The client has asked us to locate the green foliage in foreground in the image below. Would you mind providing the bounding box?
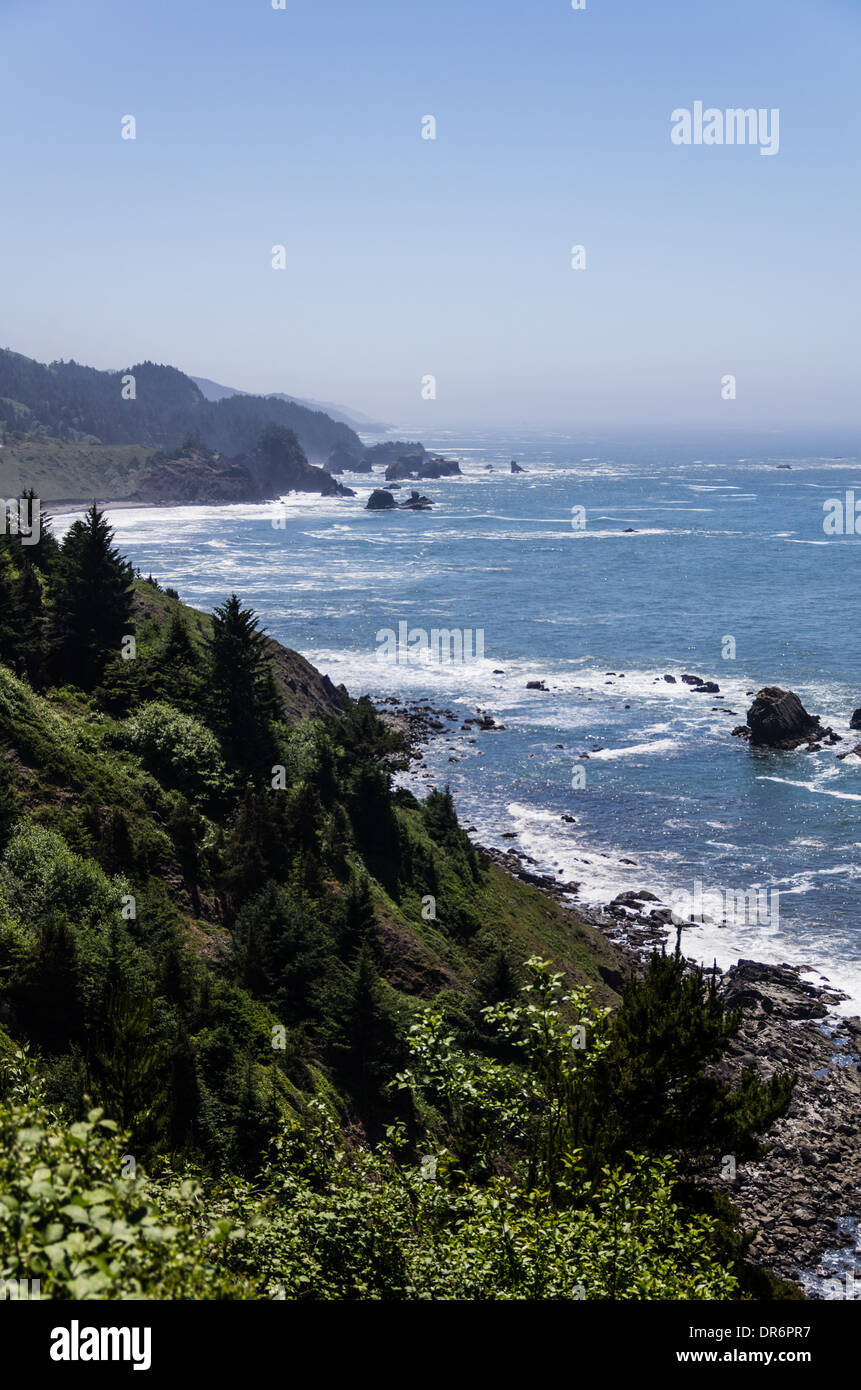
[223,1108,736,1301]
[0,1053,248,1300]
[0,1004,737,1301]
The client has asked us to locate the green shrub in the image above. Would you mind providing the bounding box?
[120,701,228,806]
[0,1052,250,1299]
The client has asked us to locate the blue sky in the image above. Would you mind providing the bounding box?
[1,0,858,429]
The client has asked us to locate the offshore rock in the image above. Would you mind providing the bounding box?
[733,687,837,750]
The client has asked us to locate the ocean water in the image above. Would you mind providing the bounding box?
[57,429,861,1010]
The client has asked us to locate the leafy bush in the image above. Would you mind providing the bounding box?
[0,1052,249,1299]
[120,701,228,806]
[221,1103,736,1301]
[0,823,128,936]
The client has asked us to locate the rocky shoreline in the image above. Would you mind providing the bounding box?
[377,692,861,1298]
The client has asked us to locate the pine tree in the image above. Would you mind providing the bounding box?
[0,545,22,670]
[14,558,45,683]
[341,872,381,963]
[334,942,401,1116]
[207,595,283,767]
[18,489,60,573]
[154,610,205,710]
[584,951,796,1174]
[89,990,169,1146]
[47,504,135,690]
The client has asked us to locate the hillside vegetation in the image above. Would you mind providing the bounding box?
[0,502,799,1299]
[0,350,362,464]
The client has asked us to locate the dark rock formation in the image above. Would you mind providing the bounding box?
[239,425,351,497]
[836,744,861,761]
[130,451,262,504]
[384,453,426,480]
[324,445,362,474]
[359,441,425,472]
[510,460,525,473]
[366,488,432,512]
[850,708,861,731]
[733,687,839,750]
[712,960,861,1287]
[130,430,351,502]
[526,680,548,691]
[366,489,397,510]
[399,489,432,510]
[384,454,461,482]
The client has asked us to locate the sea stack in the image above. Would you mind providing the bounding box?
[732,687,839,750]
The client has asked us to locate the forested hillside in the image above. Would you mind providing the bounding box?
[0,502,799,1299]
[0,349,362,462]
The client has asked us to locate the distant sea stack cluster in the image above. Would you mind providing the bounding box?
[0,344,537,509]
[324,439,462,481]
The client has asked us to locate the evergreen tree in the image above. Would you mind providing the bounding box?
[334,942,401,1117]
[207,595,283,767]
[13,558,45,684]
[154,610,205,710]
[0,545,23,671]
[18,489,60,573]
[340,872,381,963]
[11,918,84,1052]
[47,504,135,690]
[584,951,796,1174]
[89,990,169,1147]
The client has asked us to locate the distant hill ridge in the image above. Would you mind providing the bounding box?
[191,376,389,432]
[0,348,362,463]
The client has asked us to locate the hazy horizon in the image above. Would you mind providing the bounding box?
[2,0,859,432]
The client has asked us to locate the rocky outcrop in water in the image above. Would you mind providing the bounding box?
[366,489,397,510]
[732,687,839,750]
[850,708,861,731]
[510,460,525,473]
[359,440,425,470]
[385,454,461,482]
[324,445,363,474]
[366,488,432,511]
[399,489,432,510]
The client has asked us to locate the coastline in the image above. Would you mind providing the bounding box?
[382,694,861,1298]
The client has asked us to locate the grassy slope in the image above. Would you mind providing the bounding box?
[0,439,153,502]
